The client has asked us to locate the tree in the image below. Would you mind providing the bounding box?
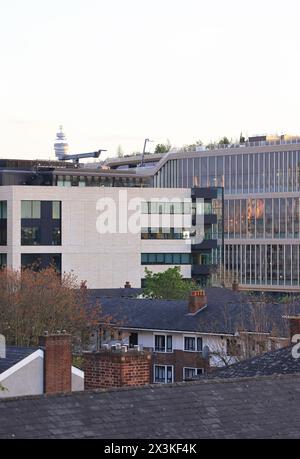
[207,299,291,367]
[0,266,104,348]
[154,142,171,154]
[182,140,203,152]
[219,136,230,145]
[143,266,197,299]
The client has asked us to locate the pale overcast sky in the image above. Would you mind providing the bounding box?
[0,0,300,160]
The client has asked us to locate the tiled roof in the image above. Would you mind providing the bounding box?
[0,374,299,438]
[0,347,38,374]
[89,287,299,336]
[203,345,300,379]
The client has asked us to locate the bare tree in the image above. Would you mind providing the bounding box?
[0,266,104,349]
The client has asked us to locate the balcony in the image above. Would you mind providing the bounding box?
[192,239,218,251]
[192,264,218,276]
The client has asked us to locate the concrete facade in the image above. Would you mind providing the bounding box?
[0,186,192,288]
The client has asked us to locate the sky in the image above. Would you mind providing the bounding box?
[0,0,300,160]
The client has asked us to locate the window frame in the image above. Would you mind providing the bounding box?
[153,365,174,384]
[183,367,204,380]
[153,334,173,353]
[183,335,203,352]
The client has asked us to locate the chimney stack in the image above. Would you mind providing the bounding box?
[39,332,72,394]
[188,290,207,314]
[83,348,151,390]
[124,281,131,289]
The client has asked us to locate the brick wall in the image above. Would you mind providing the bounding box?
[39,333,72,394]
[152,350,210,382]
[83,350,152,390]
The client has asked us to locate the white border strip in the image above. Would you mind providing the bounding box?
[0,349,43,382]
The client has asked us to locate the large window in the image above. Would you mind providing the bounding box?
[21,253,61,273]
[141,253,191,265]
[154,334,173,352]
[154,365,174,384]
[184,336,203,352]
[21,201,61,246]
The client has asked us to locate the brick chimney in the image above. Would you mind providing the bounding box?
[39,332,72,394]
[188,290,207,314]
[124,281,131,288]
[83,347,151,390]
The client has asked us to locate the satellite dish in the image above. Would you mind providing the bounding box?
[202,345,210,359]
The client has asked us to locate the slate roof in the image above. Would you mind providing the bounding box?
[89,287,300,336]
[88,288,142,298]
[203,345,300,379]
[0,374,299,439]
[0,346,38,374]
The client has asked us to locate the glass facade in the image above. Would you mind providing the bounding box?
[154,150,300,193]
[224,244,300,287]
[153,147,300,289]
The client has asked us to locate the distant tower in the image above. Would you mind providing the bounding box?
[54,125,69,160]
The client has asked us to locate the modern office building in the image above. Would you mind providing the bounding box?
[106,134,300,292]
[0,157,222,288]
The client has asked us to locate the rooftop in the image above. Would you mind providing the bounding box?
[0,373,299,438]
[0,346,38,374]
[202,345,300,379]
[89,287,299,336]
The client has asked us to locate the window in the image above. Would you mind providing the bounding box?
[21,201,41,219]
[21,201,62,246]
[154,365,174,384]
[141,228,191,240]
[21,227,40,245]
[141,201,192,214]
[184,336,203,352]
[183,368,203,380]
[154,334,173,352]
[141,253,192,265]
[0,201,7,246]
[0,202,7,219]
[0,253,7,269]
[52,201,61,219]
[129,333,138,348]
[21,253,61,273]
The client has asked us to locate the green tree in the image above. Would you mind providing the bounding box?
[219,136,230,145]
[154,142,171,154]
[143,267,197,299]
